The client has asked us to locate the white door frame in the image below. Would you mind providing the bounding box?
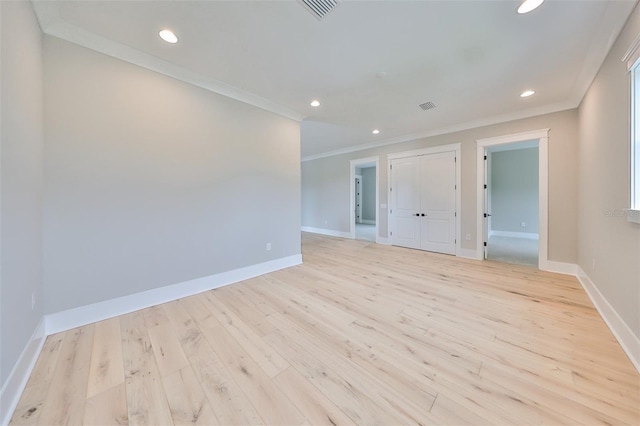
[476,129,549,269]
[387,143,462,255]
[349,156,379,240]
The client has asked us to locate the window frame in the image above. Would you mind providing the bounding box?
[624,38,640,223]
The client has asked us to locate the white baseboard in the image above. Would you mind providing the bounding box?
[489,230,539,239]
[576,266,640,373]
[301,226,351,239]
[457,248,480,260]
[0,318,47,426]
[45,254,302,335]
[540,260,577,275]
[375,236,390,245]
[361,220,376,225]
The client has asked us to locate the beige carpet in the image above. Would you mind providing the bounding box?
[487,235,538,266]
[355,223,376,241]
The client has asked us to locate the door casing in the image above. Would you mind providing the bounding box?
[476,129,549,269]
[387,143,461,255]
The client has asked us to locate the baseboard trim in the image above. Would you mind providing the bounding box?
[576,266,640,373]
[540,260,577,275]
[457,248,480,260]
[0,318,47,426]
[301,226,351,239]
[538,260,578,276]
[489,230,539,240]
[45,254,302,335]
[361,220,376,225]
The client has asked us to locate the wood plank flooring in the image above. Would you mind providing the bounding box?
[10,232,640,425]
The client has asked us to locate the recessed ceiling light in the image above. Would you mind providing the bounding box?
[310,100,320,107]
[372,129,380,134]
[517,0,544,14]
[520,90,536,98]
[159,29,178,44]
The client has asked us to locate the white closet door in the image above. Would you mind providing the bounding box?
[420,151,456,254]
[390,157,421,249]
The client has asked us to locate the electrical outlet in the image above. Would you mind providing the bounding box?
[324,220,328,225]
[465,234,471,241]
[520,221,526,228]
[31,292,36,310]
[266,242,272,251]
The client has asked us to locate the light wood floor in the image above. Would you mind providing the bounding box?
[11,233,640,425]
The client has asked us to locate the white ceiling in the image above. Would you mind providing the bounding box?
[33,0,637,159]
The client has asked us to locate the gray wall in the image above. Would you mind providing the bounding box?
[359,167,376,222]
[302,109,579,263]
[578,4,640,339]
[42,37,301,314]
[490,148,539,234]
[0,0,44,385]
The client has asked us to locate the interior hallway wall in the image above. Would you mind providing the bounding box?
[490,148,539,234]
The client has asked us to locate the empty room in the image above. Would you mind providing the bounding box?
[1,0,639,425]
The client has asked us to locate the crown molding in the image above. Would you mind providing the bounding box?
[570,0,637,106]
[32,2,304,122]
[301,101,575,162]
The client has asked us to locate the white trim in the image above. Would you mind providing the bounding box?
[387,143,462,256]
[349,157,379,241]
[31,3,303,123]
[630,56,640,213]
[489,230,539,240]
[0,319,47,426]
[622,32,640,69]
[476,129,550,269]
[45,255,302,335]
[456,248,480,260]
[542,261,577,276]
[301,104,575,162]
[301,226,351,239]
[361,220,376,225]
[476,129,550,147]
[627,208,640,224]
[387,143,462,161]
[576,267,640,373]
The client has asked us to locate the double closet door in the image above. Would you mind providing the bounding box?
[390,151,456,255]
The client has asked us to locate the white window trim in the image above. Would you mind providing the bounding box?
[622,37,640,223]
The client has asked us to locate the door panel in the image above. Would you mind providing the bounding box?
[390,157,420,249]
[420,152,456,254]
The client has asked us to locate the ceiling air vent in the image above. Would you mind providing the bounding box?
[419,102,436,111]
[299,0,339,20]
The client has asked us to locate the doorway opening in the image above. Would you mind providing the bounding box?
[350,157,379,242]
[476,129,550,269]
[486,141,539,266]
